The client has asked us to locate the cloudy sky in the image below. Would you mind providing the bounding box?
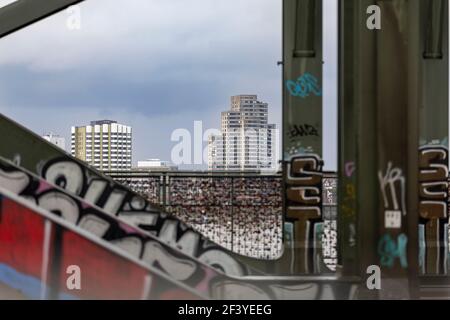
[0,0,338,170]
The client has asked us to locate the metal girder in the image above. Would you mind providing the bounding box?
[338,0,418,299]
[418,0,449,277]
[282,0,326,275]
[338,0,359,278]
[0,0,85,39]
[339,0,449,299]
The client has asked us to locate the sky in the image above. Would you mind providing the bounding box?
[0,0,338,170]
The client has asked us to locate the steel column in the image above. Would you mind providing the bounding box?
[282,0,324,275]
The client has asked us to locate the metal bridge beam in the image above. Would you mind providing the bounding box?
[282,0,325,275]
[0,0,84,39]
[339,0,449,299]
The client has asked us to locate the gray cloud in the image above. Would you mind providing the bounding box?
[0,0,339,170]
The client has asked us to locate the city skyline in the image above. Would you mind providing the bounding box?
[0,0,284,171]
[0,0,339,171]
[65,93,278,172]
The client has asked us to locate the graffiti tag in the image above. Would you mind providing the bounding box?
[285,155,324,273]
[288,124,319,141]
[418,146,449,274]
[378,162,406,216]
[286,73,322,98]
[377,233,408,269]
[344,162,355,178]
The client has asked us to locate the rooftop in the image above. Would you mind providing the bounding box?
[90,120,118,126]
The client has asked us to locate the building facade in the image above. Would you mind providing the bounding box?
[208,95,278,171]
[71,120,132,171]
[136,159,178,171]
[42,133,66,151]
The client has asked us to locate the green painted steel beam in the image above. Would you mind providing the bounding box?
[338,0,359,278]
[418,0,449,277]
[339,0,448,299]
[282,0,326,275]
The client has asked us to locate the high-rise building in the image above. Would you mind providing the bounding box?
[42,133,66,151]
[71,120,132,171]
[208,95,278,171]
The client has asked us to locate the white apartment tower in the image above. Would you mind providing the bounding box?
[71,120,132,171]
[42,133,66,151]
[208,95,278,171]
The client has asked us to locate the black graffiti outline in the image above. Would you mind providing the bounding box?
[288,124,320,141]
[0,160,239,295]
[38,157,249,277]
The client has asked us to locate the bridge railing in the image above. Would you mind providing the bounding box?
[105,170,337,260]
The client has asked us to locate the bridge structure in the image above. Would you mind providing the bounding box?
[0,0,448,299]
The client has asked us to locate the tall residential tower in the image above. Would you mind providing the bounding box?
[208,95,278,171]
[71,120,132,171]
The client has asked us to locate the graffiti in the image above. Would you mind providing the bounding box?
[0,157,350,299]
[378,162,406,216]
[341,161,356,229]
[344,162,355,178]
[0,195,202,300]
[349,224,356,248]
[285,155,323,273]
[384,210,401,229]
[321,218,337,272]
[378,162,406,231]
[286,73,322,98]
[317,206,338,273]
[418,146,449,274]
[341,160,356,249]
[0,168,30,194]
[0,159,239,297]
[418,224,426,274]
[35,157,247,278]
[377,233,408,269]
[322,178,337,206]
[341,183,356,218]
[288,124,319,141]
[142,241,197,281]
[0,165,360,299]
